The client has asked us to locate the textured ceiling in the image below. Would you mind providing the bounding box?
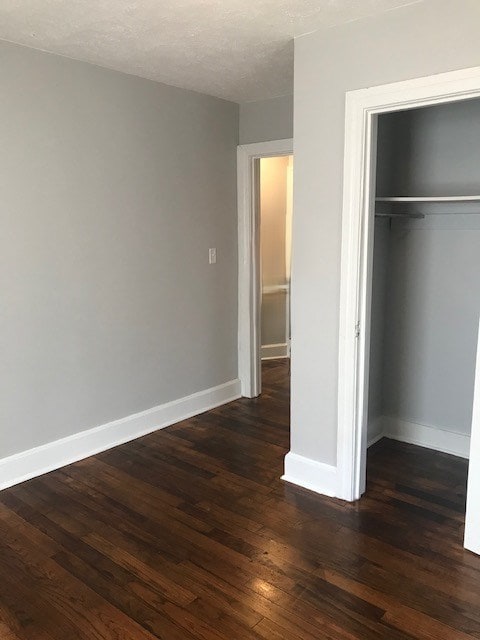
[0,0,419,103]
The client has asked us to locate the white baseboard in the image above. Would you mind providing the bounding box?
[368,415,470,459]
[0,379,241,491]
[261,343,288,360]
[282,452,337,497]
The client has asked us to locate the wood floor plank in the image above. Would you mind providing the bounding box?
[0,360,479,639]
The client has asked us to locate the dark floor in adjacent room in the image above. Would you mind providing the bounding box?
[0,359,478,639]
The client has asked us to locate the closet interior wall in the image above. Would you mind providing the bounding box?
[368,99,480,457]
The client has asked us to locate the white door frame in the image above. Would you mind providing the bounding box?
[337,65,480,504]
[237,138,293,397]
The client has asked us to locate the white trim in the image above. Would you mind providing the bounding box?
[0,379,241,490]
[465,318,480,555]
[261,343,288,360]
[376,416,470,459]
[282,452,337,497]
[337,90,377,501]
[337,65,480,502]
[237,139,293,398]
[368,416,471,456]
[285,156,293,359]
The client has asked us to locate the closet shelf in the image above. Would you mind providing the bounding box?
[376,195,480,202]
[375,194,480,218]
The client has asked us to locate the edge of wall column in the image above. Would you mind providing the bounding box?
[282,452,337,497]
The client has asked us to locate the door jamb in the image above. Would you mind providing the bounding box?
[465,318,480,555]
[237,138,294,397]
[337,66,480,504]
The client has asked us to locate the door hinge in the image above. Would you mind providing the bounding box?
[355,321,360,338]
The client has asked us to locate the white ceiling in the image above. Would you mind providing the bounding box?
[0,0,419,103]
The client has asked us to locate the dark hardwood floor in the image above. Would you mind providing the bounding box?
[0,359,479,639]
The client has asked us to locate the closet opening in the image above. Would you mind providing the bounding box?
[365,97,480,538]
[337,67,480,552]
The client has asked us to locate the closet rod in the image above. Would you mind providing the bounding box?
[375,211,480,219]
[376,195,480,203]
[375,212,425,219]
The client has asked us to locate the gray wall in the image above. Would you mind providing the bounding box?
[377,101,480,196]
[0,40,239,458]
[291,0,480,466]
[369,101,480,438]
[383,216,480,435]
[239,95,293,144]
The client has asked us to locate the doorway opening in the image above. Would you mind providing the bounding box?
[366,100,480,548]
[237,139,293,398]
[259,155,293,367]
[337,66,480,554]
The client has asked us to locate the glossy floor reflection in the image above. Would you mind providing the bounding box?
[0,359,477,639]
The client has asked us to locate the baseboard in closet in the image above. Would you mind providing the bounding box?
[0,378,241,491]
[368,415,470,459]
